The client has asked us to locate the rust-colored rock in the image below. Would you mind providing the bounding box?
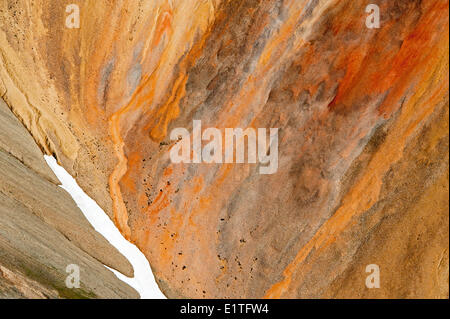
[0,0,448,298]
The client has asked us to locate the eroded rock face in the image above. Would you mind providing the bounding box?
[0,98,138,298]
[0,0,448,298]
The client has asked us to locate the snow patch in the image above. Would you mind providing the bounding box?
[44,155,166,299]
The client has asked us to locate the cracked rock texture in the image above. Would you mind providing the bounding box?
[0,0,448,298]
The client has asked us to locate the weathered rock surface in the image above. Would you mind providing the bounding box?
[0,0,448,298]
[0,98,138,298]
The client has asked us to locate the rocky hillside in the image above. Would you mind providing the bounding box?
[0,0,448,298]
